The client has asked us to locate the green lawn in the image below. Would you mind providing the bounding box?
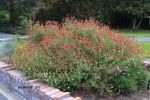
[119,29,150,58]
[119,29,150,37]
[136,42,150,58]
[0,26,27,35]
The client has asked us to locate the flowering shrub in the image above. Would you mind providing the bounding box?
[11,18,148,96]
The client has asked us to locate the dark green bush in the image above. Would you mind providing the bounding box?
[112,64,147,94]
[0,26,27,35]
[16,16,28,27]
[0,11,10,25]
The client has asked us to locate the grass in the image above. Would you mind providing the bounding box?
[119,29,150,58]
[119,29,150,37]
[0,26,27,35]
[136,42,150,58]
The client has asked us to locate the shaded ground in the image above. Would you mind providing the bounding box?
[0,26,27,35]
[79,81,150,99]
[72,87,150,100]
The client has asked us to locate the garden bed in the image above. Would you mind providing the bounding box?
[0,60,80,100]
[0,43,150,99]
[0,57,150,100]
[1,18,150,99]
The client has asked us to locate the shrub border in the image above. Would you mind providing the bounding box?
[0,61,80,100]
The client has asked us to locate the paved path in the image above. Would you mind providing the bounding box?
[0,32,28,41]
[0,33,16,39]
[128,37,150,42]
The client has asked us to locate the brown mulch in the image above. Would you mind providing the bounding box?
[71,89,150,100]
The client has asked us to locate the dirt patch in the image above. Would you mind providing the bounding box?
[71,89,150,100]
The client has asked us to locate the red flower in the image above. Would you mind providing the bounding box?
[106,68,111,74]
[64,43,70,47]
[99,44,104,49]
[99,36,102,39]
[71,34,79,39]
[82,41,88,46]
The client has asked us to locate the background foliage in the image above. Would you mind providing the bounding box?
[0,0,150,29]
[0,11,10,25]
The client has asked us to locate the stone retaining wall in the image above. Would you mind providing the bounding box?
[0,61,80,100]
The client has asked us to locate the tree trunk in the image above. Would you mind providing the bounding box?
[9,10,14,26]
[132,15,136,29]
[136,18,143,29]
[131,15,143,30]
[9,0,15,26]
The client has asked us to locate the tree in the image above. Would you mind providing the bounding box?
[35,0,101,22]
[116,0,150,29]
[0,0,37,26]
[0,0,22,26]
[96,0,119,25]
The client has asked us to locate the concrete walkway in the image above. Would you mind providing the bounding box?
[0,81,27,100]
